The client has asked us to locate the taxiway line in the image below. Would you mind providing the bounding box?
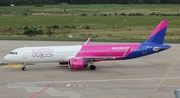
[149,56,180,98]
[8,77,180,84]
[30,83,54,98]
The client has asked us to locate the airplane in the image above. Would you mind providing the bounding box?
[4,20,170,71]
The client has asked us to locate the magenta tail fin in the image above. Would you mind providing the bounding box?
[145,20,168,44]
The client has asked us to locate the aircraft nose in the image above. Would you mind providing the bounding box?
[4,55,10,62]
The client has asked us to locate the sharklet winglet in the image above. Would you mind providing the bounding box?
[84,37,91,45]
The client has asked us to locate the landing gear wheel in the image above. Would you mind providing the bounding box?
[90,65,96,70]
[22,67,26,71]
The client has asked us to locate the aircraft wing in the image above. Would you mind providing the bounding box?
[63,55,124,62]
[74,56,125,60]
[63,56,76,61]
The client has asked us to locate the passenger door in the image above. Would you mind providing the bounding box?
[107,48,111,55]
[142,45,147,54]
[22,48,28,58]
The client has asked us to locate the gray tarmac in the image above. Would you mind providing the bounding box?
[0,40,180,98]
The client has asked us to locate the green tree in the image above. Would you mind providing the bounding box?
[131,0,144,4]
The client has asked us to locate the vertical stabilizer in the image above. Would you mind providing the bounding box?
[145,20,168,44]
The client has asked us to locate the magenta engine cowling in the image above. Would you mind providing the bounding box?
[68,59,85,69]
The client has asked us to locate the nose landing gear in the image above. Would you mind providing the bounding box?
[22,63,26,71]
[22,67,26,71]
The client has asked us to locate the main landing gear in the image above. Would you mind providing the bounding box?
[86,60,96,70]
[22,63,26,71]
[90,65,96,70]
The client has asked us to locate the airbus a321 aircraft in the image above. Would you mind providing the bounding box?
[4,20,170,71]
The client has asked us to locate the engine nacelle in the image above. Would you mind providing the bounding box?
[68,59,85,69]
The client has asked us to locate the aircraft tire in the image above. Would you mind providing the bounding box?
[22,67,26,71]
[90,65,96,70]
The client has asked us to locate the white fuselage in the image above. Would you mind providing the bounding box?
[5,45,82,63]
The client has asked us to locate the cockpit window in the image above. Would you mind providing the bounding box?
[9,52,18,55]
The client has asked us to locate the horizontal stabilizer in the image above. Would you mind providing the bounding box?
[153,45,171,51]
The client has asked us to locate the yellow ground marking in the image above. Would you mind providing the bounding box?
[1,64,23,68]
[2,65,11,68]
[11,64,23,68]
[149,56,180,98]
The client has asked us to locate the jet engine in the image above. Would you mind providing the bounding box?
[68,59,85,69]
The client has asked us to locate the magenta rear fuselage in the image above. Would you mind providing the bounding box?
[76,43,170,61]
